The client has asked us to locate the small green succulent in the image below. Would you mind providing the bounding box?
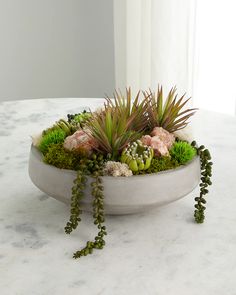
[121,140,154,172]
[38,129,66,155]
[43,119,75,137]
[67,111,92,128]
[170,141,196,165]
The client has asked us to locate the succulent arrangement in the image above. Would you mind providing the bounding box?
[31,87,213,260]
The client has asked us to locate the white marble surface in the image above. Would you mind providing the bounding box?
[0,98,236,295]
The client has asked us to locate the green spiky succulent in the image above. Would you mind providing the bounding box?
[43,119,76,136]
[144,86,196,132]
[105,88,150,132]
[121,140,154,172]
[85,108,141,160]
[67,110,92,128]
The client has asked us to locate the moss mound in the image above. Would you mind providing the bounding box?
[170,141,196,165]
[39,129,66,154]
[147,156,179,174]
[43,144,81,170]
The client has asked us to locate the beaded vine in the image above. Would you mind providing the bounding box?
[191,141,213,223]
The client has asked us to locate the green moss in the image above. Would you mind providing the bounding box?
[38,129,66,154]
[43,144,81,170]
[146,156,179,174]
[170,141,196,165]
[43,143,106,173]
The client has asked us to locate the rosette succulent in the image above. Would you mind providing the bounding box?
[121,140,154,172]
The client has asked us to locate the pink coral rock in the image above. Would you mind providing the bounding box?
[140,135,152,146]
[150,136,169,156]
[140,127,175,156]
[63,130,98,153]
[150,127,175,149]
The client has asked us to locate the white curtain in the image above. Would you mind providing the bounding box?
[113,0,196,96]
[194,0,236,115]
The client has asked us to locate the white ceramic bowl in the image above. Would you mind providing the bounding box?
[29,146,200,215]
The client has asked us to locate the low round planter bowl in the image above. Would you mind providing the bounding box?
[29,146,201,215]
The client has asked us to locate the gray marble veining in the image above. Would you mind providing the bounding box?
[0,98,236,295]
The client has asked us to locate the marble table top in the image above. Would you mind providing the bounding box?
[0,98,236,295]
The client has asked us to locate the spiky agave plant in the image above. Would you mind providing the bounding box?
[85,108,141,159]
[105,88,150,132]
[144,86,196,133]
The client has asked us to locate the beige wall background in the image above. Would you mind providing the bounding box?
[0,0,115,101]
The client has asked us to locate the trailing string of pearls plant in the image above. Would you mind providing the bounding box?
[64,156,107,258]
[73,172,106,259]
[191,141,213,223]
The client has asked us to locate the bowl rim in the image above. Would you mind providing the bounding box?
[30,145,200,180]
